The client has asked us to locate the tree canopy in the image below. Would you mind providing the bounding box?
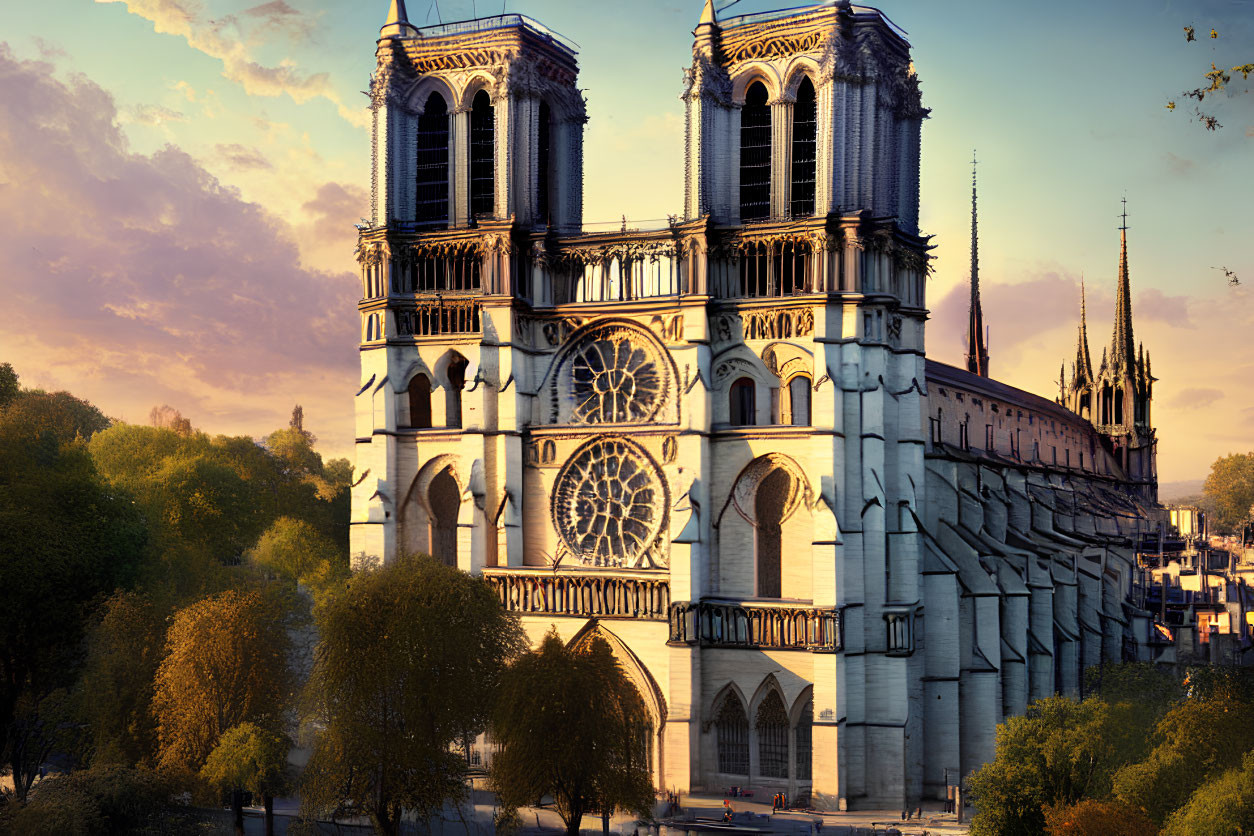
[1203,452,1254,532]
[299,554,526,836]
[492,630,655,836]
[152,587,294,775]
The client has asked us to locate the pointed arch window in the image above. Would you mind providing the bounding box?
[446,355,468,429]
[429,467,459,566]
[729,377,756,426]
[795,698,813,781]
[470,90,495,218]
[415,92,450,229]
[784,375,811,426]
[407,374,431,429]
[756,690,789,778]
[790,76,817,217]
[715,691,749,776]
[740,81,771,221]
[537,101,552,225]
[755,468,790,598]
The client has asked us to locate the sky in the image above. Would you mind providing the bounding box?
[0,0,1251,484]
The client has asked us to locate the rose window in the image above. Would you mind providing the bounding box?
[552,438,667,568]
[570,332,665,424]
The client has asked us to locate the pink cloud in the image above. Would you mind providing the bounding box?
[0,45,358,446]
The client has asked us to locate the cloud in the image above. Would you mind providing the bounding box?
[1164,151,1195,175]
[95,0,366,127]
[214,142,272,170]
[0,44,358,442]
[1135,287,1193,328]
[1169,387,1225,409]
[123,103,187,125]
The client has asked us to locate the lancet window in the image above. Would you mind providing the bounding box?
[795,699,813,781]
[715,691,749,775]
[415,92,450,229]
[469,90,495,218]
[756,690,789,778]
[740,81,772,221]
[407,374,432,429]
[783,375,811,426]
[790,77,817,217]
[429,467,459,566]
[729,378,756,426]
[737,240,810,298]
[537,101,552,225]
[755,468,791,598]
[445,355,468,429]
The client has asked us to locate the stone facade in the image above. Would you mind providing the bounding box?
[350,0,1163,811]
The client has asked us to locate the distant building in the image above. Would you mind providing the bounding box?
[350,0,1165,810]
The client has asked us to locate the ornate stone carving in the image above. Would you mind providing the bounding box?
[485,570,670,621]
[682,55,733,105]
[668,601,842,652]
[393,299,481,337]
[552,437,668,569]
[710,307,815,345]
[725,29,825,65]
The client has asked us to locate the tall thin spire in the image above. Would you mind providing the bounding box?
[1111,197,1135,372]
[381,0,417,38]
[965,150,989,377]
[1073,277,1094,388]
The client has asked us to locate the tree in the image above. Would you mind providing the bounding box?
[968,697,1140,836]
[1114,693,1254,824]
[0,765,200,834]
[298,555,526,836]
[152,588,294,776]
[78,592,166,767]
[492,631,655,836]
[1203,452,1254,532]
[0,399,147,800]
[0,362,17,409]
[1,389,110,445]
[201,722,291,836]
[1043,799,1157,836]
[1162,750,1254,836]
[149,404,193,436]
[246,516,346,598]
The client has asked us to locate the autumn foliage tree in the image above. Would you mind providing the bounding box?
[492,630,655,836]
[1043,799,1157,836]
[298,555,525,836]
[201,722,291,836]
[152,588,294,777]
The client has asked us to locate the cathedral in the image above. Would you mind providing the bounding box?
[350,0,1164,810]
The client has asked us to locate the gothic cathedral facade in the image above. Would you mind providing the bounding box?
[351,0,1161,810]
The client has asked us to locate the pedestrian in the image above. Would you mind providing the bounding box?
[901,810,907,821]
[724,799,733,823]
[916,806,923,820]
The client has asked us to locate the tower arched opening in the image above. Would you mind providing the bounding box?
[740,81,772,221]
[790,76,817,217]
[469,89,495,219]
[416,92,450,229]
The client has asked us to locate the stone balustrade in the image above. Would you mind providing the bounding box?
[483,568,670,621]
[668,600,842,652]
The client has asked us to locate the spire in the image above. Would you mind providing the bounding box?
[381,0,417,38]
[964,150,990,377]
[693,0,722,59]
[1072,277,1094,389]
[1111,197,1136,373]
[699,0,718,25]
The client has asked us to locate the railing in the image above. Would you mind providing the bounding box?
[394,298,481,337]
[483,569,670,621]
[668,601,842,652]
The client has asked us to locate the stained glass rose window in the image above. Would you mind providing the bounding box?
[568,328,666,424]
[552,437,667,568]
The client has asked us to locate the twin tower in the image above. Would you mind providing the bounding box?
[353,0,939,809]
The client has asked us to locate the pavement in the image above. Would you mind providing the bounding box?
[220,788,971,835]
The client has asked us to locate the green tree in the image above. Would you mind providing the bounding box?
[0,362,18,409]
[1,389,109,445]
[1203,452,1254,532]
[298,555,525,836]
[152,588,294,776]
[78,592,167,767]
[246,516,346,600]
[0,400,147,800]
[201,722,291,836]
[1114,693,1254,824]
[1162,750,1254,836]
[492,631,655,836]
[968,696,1141,836]
[0,765,199,835]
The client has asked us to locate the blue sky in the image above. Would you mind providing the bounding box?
[0,0,1250,483]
